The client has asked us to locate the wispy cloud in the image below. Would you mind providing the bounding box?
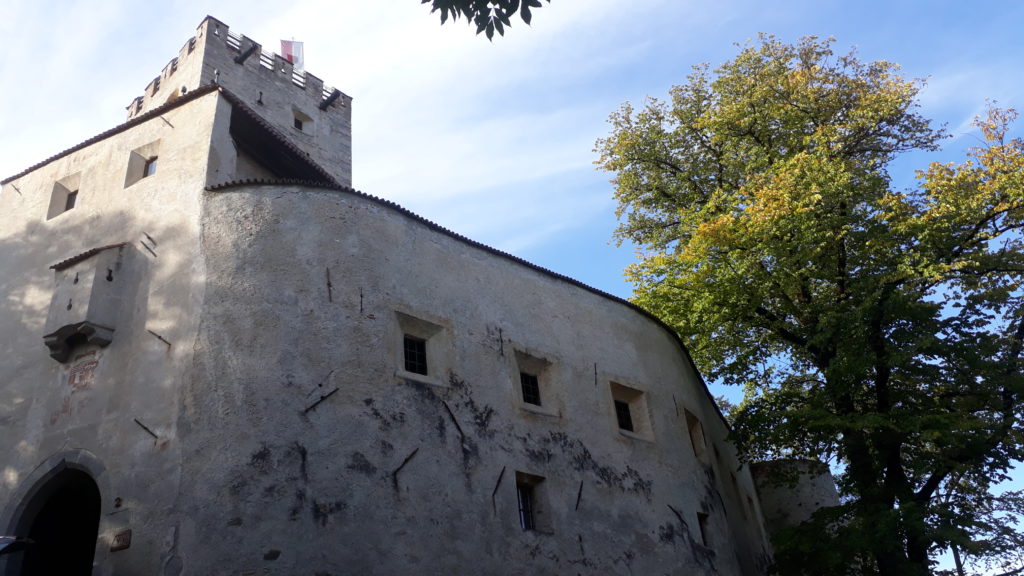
[2,0,1022,296]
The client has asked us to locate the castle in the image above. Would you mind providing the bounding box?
[0,16,781,575]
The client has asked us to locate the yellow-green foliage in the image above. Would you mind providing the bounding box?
[596,35,1024,576]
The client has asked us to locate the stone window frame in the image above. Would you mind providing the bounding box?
[685,408,709,465]
[393,308,452,388]
[514,471,552,533]
[608,380,655,442]
[292,108,313,133]
[510,348,559,418]
[124,140,161,188]
[46,172,82,220]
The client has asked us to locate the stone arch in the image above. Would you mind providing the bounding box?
[1,449,110,576]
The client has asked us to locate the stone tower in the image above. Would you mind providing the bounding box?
[126,16,352,188]
[0,16,771,576]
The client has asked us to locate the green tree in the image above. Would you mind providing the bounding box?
[595,35,1024,575]
[421,0,550,39]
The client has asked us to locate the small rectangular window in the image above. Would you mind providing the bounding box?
[614,400,634,432]
[520,372,541,406]
[395,310,449,387]
[403,335,428,375]
[293,109,312,132]
[514,471,548,532]
[46,173,82,220]
[125,141,161,187]
[610,381,652,439]
[697,512,710,547]
[513,350,556,415]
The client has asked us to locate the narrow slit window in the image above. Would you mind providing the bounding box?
[520,372,541,406]
[403,335,427,375]
[293,117,304,130]
[686,409,708,463]
[143,157,158,178]
[614,400,634,432]
[64,190,78,211]
[697,512,710,547]
[516,482,536,531]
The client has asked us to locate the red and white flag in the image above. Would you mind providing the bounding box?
[281,40,304,70]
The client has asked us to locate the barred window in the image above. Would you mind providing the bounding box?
[520,372,541,406]
[614,399,634,432]
[403,335,427,375]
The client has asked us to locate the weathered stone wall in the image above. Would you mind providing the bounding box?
[0,91,226,575]
[0,17,772,573]
[751,459,840,537]
[174,182,770,575]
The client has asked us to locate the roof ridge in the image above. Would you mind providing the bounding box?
[2,84,220,185]
[204,179,732,429]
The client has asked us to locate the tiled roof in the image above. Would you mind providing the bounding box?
[8,78,728,429]
[2,84,220,185]
[50,243,128,270]
[217,90,339,185]
[205,178,730,428]
[3,82,340,189]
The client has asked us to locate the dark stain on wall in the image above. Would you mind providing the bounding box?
[290,442,309,483]
[447,373,496,438]
[658,522,677,543]
[289,488,307,520]
[249,444,272,473]
[312,498,347,526]
[541,432,653,500]
[347,451,377,475]
[363,397,406,431]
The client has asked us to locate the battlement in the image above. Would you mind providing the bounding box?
[125,16,353,187]
[126,17,351,121]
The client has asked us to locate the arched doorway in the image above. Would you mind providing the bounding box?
[14,468,101,576]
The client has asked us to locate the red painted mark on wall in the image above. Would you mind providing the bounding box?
[49,351,100,425]
[68,358,98,392]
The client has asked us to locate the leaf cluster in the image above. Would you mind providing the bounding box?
[596,34,1024,574]
[421,0,549,39]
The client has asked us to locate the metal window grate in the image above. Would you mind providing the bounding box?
[520,372,541,406]
[403,335,427,375]
[516,482,536,531]
[614,400,634,432]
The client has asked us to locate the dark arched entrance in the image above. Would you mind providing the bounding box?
[16,468,101,576]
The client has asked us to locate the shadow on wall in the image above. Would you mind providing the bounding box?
[0,205,197,481]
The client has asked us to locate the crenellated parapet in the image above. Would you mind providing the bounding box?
[126,16,353,187]
[126,17,350,121]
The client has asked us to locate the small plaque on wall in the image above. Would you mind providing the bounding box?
[111,529,132,552]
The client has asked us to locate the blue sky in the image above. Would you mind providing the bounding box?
[2,1,1021,298]
[1,2,1022,569]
